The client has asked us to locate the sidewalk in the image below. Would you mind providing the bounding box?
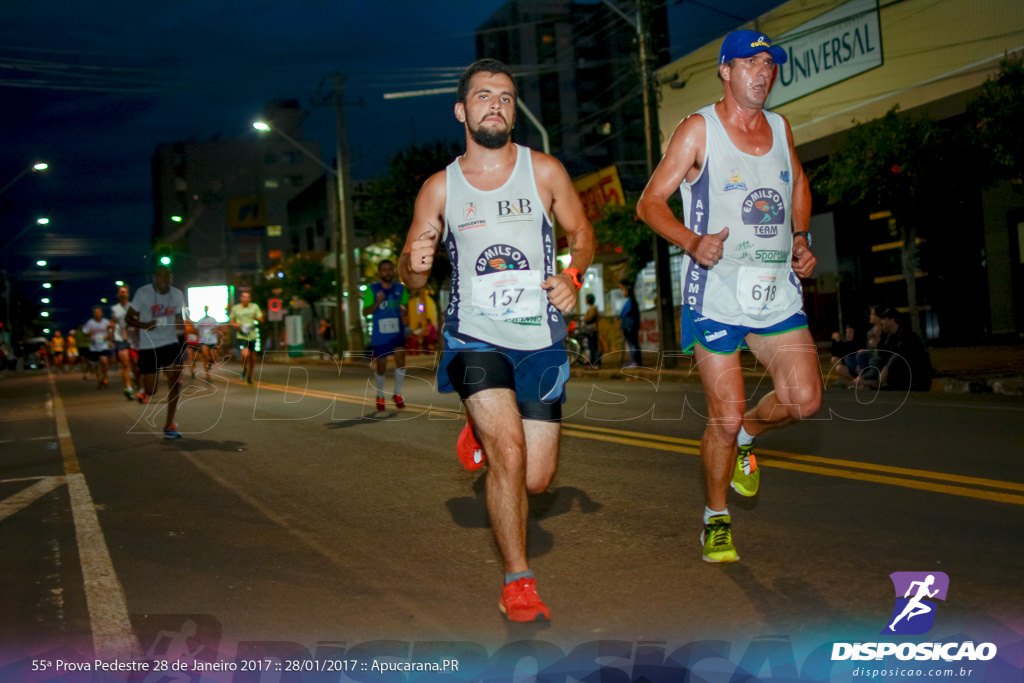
[258,344,1024,396]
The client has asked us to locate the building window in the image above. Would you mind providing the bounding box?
[264,178,279,189]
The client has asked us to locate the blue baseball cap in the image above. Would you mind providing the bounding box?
[719,30,787,65]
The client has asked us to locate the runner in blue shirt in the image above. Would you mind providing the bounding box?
[362,259,409,411]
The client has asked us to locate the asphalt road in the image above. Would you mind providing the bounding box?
[1,355,1021,667]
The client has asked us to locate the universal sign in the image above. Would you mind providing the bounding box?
[766,0,883,108]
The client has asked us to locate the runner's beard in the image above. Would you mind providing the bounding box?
[470,122,511,149]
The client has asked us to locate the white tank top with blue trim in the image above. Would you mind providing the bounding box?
[680,104,804,327]
[442,144,565,350]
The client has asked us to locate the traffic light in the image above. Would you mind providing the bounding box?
[156,243,173,266]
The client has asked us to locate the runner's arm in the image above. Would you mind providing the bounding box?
[398,170,446,290]
[534,153,594,312]
[637,114,704,253]
[125,307,156,331]
[361,288,377,317]
[785,118,816,278]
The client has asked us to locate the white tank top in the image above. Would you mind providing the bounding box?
[680,104,803,326]
[442,144,565,350]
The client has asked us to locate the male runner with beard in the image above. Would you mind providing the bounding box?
[399,59,594,621]
[362,259,408,411]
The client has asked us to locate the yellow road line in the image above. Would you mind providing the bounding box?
[560,428,1024,506]
[564,422,1024,493]
[223,375,1024,505]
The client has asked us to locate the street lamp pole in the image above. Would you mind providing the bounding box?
[253,86,362,354]
[332,73,363,354]
[0,162,49,196]
[1,217,50,344]
[601,0,678,367]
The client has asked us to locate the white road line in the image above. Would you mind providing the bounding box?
[48,372,141,660]
[0,476,64,523]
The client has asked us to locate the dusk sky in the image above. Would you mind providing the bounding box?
[0,0,783,334]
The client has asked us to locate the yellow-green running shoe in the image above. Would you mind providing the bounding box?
[731,444,760,497]
[701,514,739,563]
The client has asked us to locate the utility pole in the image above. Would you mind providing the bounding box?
[634,0,679,366]
[333,73,363,353]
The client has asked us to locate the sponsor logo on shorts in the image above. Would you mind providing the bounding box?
[704,329,728,342]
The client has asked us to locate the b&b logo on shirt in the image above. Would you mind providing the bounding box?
[496,198,533,225]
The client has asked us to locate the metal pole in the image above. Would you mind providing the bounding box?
[333,73,363,353]
[0,167,30,196]
[637,0,679,367]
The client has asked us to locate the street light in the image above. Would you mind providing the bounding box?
[41,298,49,304]
[36,260,46,267]
[1,217,50,256]
[115,280,124,287]
[383,88,550,154]
[0,162,49,196]
[253,116,361,353]
[42,283,52,289]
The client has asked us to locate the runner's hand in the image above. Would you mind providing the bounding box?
[792,237,816,278]
[409,224,440,274]
[541,273,577,313]
[692,227,729,267]
[375,290,386,305]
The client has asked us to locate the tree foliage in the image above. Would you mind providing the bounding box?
[812,105,944,216]
[359,140,463,245]
[811,105,952,337]
[967,55,1024,187]
[254,254,334,308]
[592,197,682,279]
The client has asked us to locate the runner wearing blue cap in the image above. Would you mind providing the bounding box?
[637,30,820,563]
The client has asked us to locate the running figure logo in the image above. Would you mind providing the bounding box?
[883,571,949,635]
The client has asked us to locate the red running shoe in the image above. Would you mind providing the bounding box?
[456,414,486,472]
[500,577,550,622]
[394,394,405,409]
[376,396,385,412]
[136,391,150,404]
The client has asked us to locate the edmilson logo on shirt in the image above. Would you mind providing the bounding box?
[496,198,533,224]
[742,188,786,238]
[476,244,530,274]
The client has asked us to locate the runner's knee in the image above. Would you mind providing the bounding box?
[525,462,556,494]
[708,414,744,441]
[781,385,821,420]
